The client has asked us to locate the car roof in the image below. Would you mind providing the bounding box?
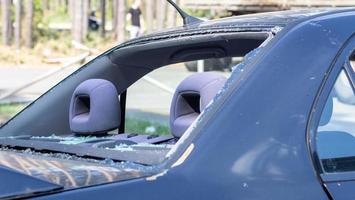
[199,8,354,28]
[112,8,355,51]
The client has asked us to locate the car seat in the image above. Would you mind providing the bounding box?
[169,72,227,138]
[69,79,173,144]
[69,79,120,135]
[317,97,355,159]
[69,72,226,144]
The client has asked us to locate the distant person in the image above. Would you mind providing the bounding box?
[88,10,100,31]
[127,0,144,39]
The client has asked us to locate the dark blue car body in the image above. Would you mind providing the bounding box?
[1,8,355,200]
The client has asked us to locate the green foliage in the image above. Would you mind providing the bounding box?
[34,0,71,42]
[47,3,70,24]
[85,31,111,48]
[0,103,26,124]
[0,104,170,136]
[185,7,213,19]
[107,0,114,21]
[33,0,49,42]
[184,7,229,20]
[0,104,25,115]
[125,117,171,136]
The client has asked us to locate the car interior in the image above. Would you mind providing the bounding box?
[0,32,269,164]
[69,72,227,144]
[317,68,355,173]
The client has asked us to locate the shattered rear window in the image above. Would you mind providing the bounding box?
[0,30,270,190]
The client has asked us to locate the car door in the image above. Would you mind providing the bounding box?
[310,36,355,200]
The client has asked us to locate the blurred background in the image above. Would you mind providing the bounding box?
[0,0,354,135]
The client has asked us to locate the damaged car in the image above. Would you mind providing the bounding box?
[0,6,354,200]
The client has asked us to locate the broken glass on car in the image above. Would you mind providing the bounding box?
[0,30,272,189]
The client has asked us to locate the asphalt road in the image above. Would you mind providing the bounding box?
[0,63,354,137]
[0,65,80,103]
[0,64,230,116]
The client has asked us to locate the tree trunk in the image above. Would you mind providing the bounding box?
[145,0,154,33]
[25,0,34,48]
[82,0,89,40]
[71,0,89,43]
[116,0,125,43]
[41,0,49,11]
[68,0,75,20]
[72,0,83,43]
[1,0,11,46]
[62,0,68,12]
[15,0,22,49]
[112,0,118,38]
[156,0,167,30]
[100,0,106,37]
[166,0,178,28]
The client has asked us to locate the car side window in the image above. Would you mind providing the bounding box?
[316,69,355,173]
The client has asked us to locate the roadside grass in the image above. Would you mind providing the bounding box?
[0,105,171,136]
[0,31,116,68]
[125,117,171,136]
[0,103,27,124]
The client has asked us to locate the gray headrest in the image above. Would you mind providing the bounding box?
[169,72,227,138]
[69,79,120,135]
[319,97,333,126]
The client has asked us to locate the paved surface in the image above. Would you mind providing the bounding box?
[0,62,354,138]
[127,64,195,116]
[0,65,81,103]
[0,63,230,120]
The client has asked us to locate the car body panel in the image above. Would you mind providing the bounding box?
[0,164,61,199]
[308,32,355,200]
[0,150,154,189]
[0,8,352,199]
[326,181,355,200]
[123,8,351,45]
[25,9,355,200]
